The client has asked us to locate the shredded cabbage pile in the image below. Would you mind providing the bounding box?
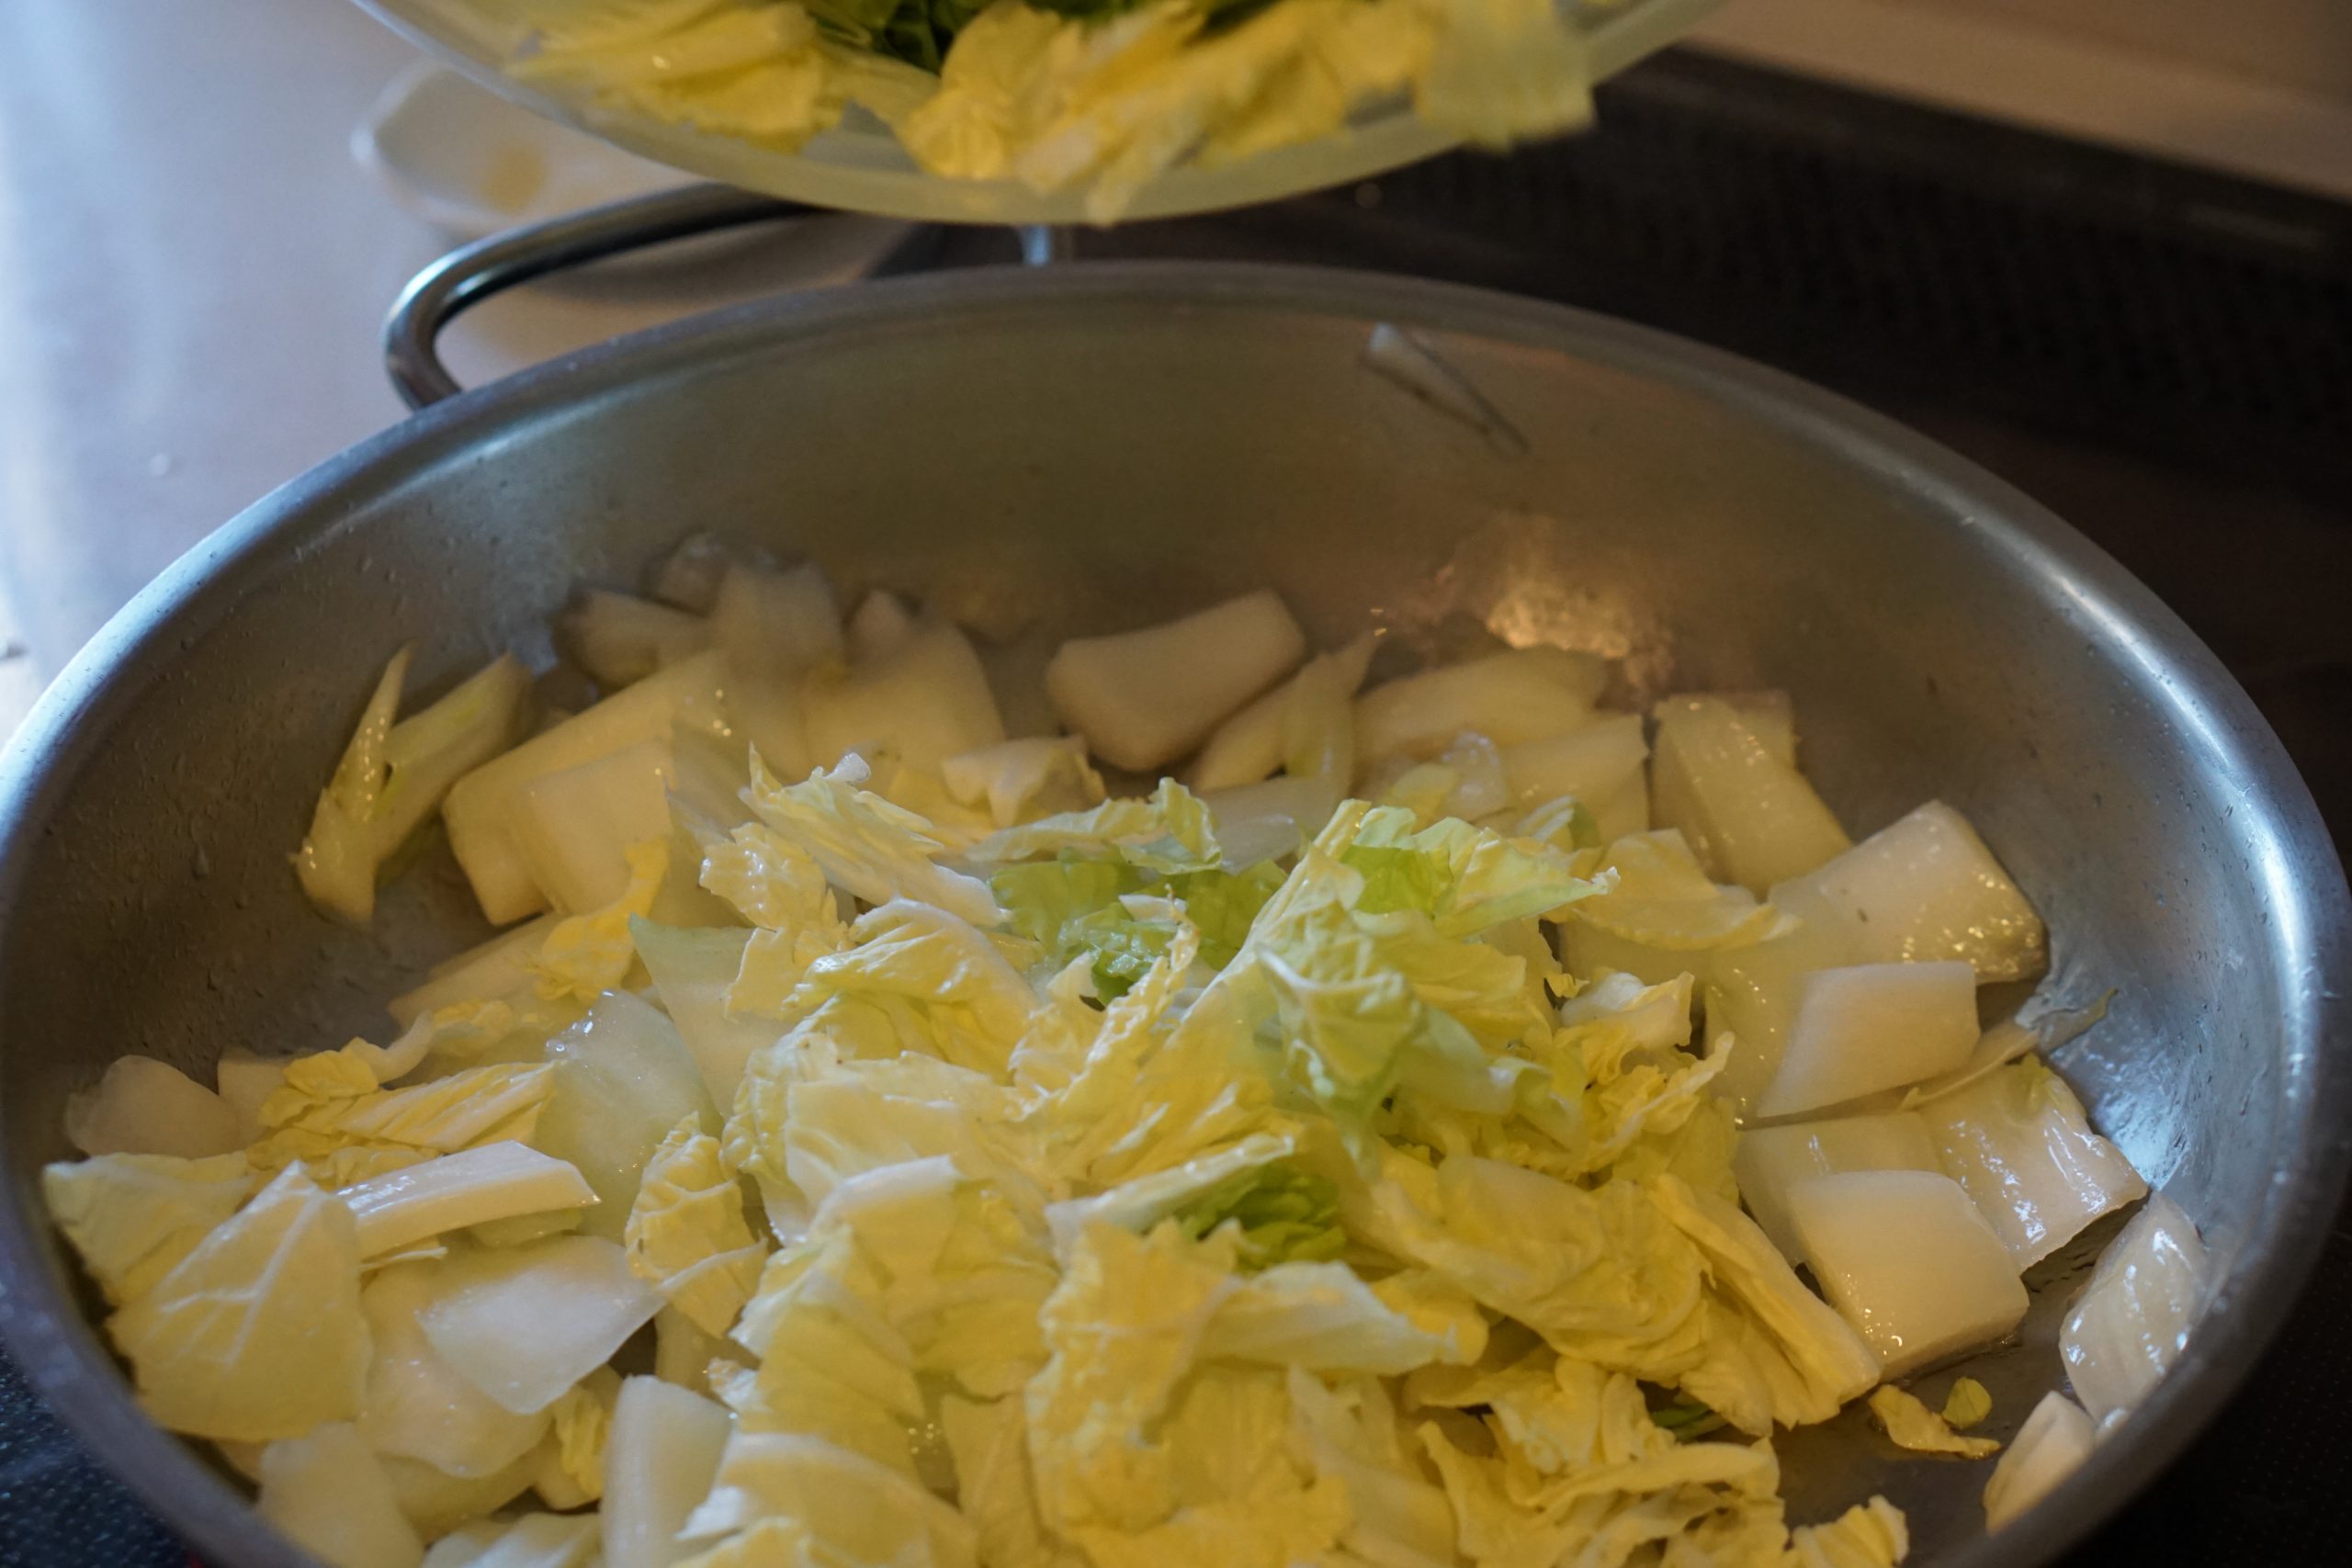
[43,552,2197,1568]
[510,0,1603,220]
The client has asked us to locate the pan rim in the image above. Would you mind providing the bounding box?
[0,260,2341,1568]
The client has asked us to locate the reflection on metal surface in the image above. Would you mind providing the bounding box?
[1403,512,1677,700]
[1361,323,1530,457]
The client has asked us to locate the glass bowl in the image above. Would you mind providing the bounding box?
[353,0,1725,224]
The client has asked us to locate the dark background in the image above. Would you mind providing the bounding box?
[2,46,2346,1567]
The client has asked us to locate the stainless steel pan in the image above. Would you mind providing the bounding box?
[0,190,2343,1567]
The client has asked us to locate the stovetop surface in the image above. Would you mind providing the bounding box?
[3,46,2347,1568]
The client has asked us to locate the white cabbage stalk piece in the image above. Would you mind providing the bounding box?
[1497,712,1649,835]
[1200,773,1346,867]
[556,589,711,689]
[297,648,531,925]
[536,991,718,1241]
[357,1263,551,1481]
[1701,917,1860,1112]
[845,589,916,660]
[1983,1390,2097,1530]
[213,1052,288,1145]
[258,1422,426,1568]
[1754,961,1981,1119]
[416,1235,662,1415]
[1688,689,1799,767]
[632,921,775,1106]
[1786,1169,2028,1375]
[1046,590,1306,770]
[340,1145,597,1258]
[1770,801,2048,981]
[423,1512,600,1568]
[1732,1111,1944,1263]
[390,916,560,1027]
[1191,636,1377,792]
[803,620,1006,771]
[602,1376,735,1568]
[1922,1058,2147,1269]
[713,561,844,784]
[1650,694,1851,894]
[64,1055,241,1159]
[1354,645,1606,761]
[2059,1192,2209,1428]
[511,738,679,913]
[443,649,729,924]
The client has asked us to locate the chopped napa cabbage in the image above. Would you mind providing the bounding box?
[64,1055,241,1160]
[633,919,782,1106]
[444,649,727,925]
[969,776,1223,875]
[109,1165,370,1442]
[1024,1221,1240,1537]
[1982,1391,2094,1531]
[603,1375,734,1568]
[297,648,529,925]
[1374,729,1510,830]
[731,1038,1034,1221]
[1165,1157,1347,1270]
[1355,645,1605,761]
[528,837,674,1002]
[1943,1376,1994,1429]
[845,590,915,661]
[248,1056,554,1186]
[943,735,1107,827]
[989,852,1283,992]
[1866,1384,2001,1460]
[41,1152,257,1307]
[1922,1055,2147,1269]
[1647,1177,1883,1435]
[804,619,1007,770]
[341,1143,595,1258]
[1790,1497,1910,1568]
[763,898,1039,1076]
[697,822,846,982]
[940,1393,1080,1568]
[1786,1170,2027,1378]
[258,1421,427,1568]
[557,586,712,689]
[1770,800,2047,982]
[380,1449,541,1544]
[1497,712,1647,817]
[1285,1369,1457,1568]
[416,1235,662,1415]
[424,1511,598,1568]
[357,1260,553,1480]
[1559,830,1791,992]
[676,1430,978,1566]
[1045,590,1306,772]
[1191,635,1377,793]
[2058,1191,2208,1428]
[215,1050,289,1145]
[743,753,1002,927]
[535,1364,621,1507]
[1199,1259,1476,1376]
[389,917,562,1028]
[1650,694,1851,896]
[626,1113,770,1337]
[1755,961,1981,1120]
[654,1301,747,1392]
[536,989,717,1241]
[1732,1111,1944,1264]
[511,737,684,916]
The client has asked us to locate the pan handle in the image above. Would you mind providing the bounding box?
[382,184,815,410]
